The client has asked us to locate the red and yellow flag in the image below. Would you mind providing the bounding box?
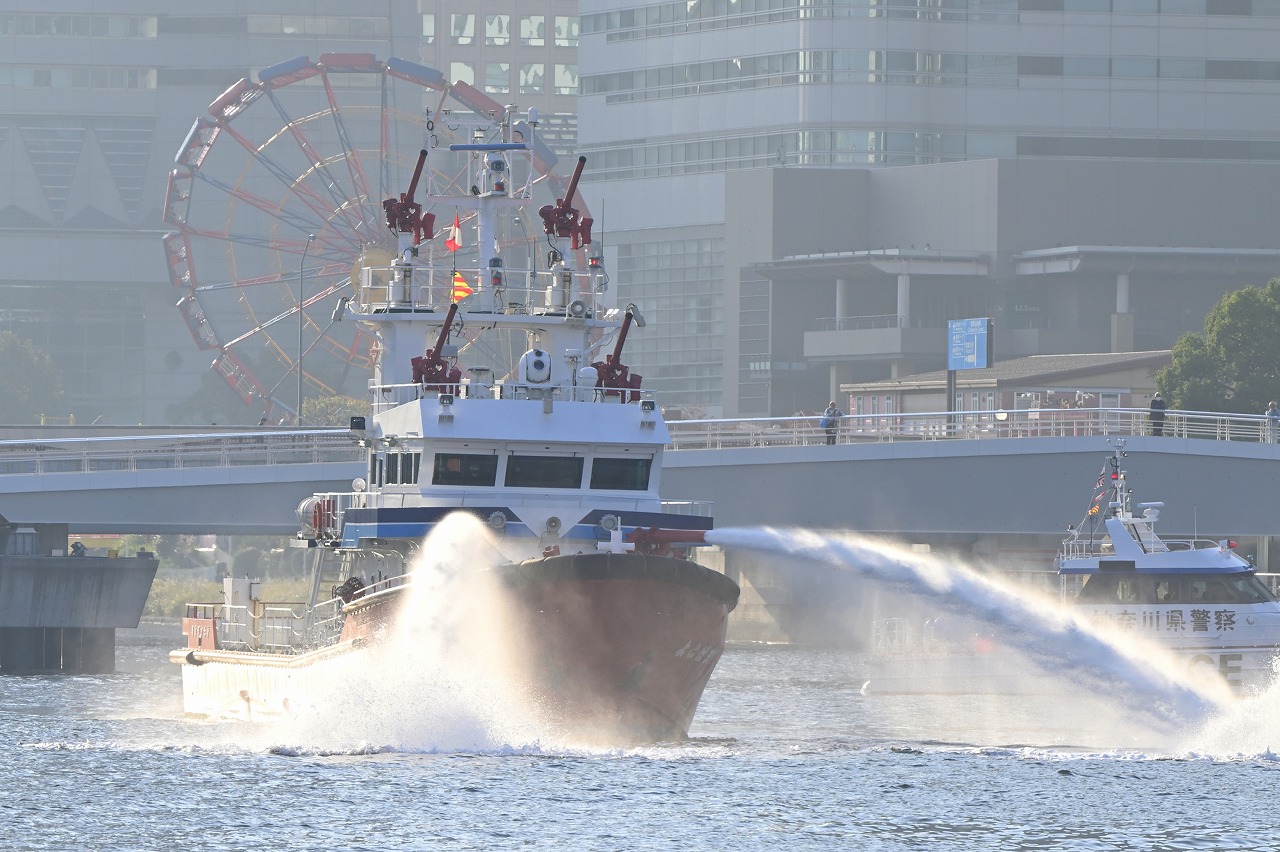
[451,271,473,302]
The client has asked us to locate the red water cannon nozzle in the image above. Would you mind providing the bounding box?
[382,149,434,243]
[539,155,589,243]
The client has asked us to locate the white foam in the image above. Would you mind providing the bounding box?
[238,513,576,755]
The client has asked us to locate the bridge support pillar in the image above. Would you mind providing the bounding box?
[0,627,117,673]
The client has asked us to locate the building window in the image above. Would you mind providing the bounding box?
[0,66,157,89]
[450,62,474,86]
[484,62,510,95]
[519,63,544,94]
[451,13,474,45]
[1,14,157,38]
[554,64,578,95]
[520,15,545,46]
[421,13,434,44]
[485,14,510,46]
[554,16,579,47]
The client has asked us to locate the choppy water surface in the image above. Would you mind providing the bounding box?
[4,621,1280,851]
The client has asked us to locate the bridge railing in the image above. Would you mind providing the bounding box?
[1,408,1275,477]
[665,408,1280,450]
[0,430,363,477]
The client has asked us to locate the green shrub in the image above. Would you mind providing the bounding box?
[144,574,312,619]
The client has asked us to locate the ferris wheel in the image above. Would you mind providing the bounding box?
[162,54,570,424]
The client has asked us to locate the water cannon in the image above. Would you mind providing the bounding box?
[411,301,462,391]
[592,304,645,402]
[538,155,593,248]
[626,526,707,557]
[382,148,435,243]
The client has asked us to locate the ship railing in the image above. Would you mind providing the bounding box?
[660,500,713,518]
[205,601,311,654]
[354,263,607,316]
[301,574,410,647]
[665,408,1280,450]
[369,381,650,415]
[303,598,346,649]
[253,602,311,653]
[1060,535,1232,561]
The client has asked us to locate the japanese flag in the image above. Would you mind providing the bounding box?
[444,213,462,252]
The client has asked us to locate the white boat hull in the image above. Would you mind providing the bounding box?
[171,642,362,721]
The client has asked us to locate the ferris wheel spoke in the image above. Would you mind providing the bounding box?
[218,122,366,237]
[219,279,351,349]
[259,92,372,237]
[182,227,355,261]
[188,169,332,241]
[193,261,348,294]
[318,70,378,233]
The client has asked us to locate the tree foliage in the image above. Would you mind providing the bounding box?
[1156,279,1280,414]
[0,331,64,424]
[303,395,366,426]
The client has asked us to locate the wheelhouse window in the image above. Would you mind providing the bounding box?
[1077,573,1277,605]
[589,457,652,491]
[1077,574,1142,604]
[505,455,583,489]
[383,452,421,485]
[432,453,498,486]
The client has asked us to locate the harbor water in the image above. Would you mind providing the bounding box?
[6,618,1280,851]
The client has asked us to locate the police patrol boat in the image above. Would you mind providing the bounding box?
[171,102,739,742]
[1057,440,1280,691]
[865,440,1280,694]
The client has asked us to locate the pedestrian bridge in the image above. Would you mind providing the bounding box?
[2,409,1279,540]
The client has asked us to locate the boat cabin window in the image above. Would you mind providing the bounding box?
[505,454,584,489]
[1078,573,1277,605]
[384,451,421,485]
[1222,574,1276,604]
[589,457,652,491]
[1077,575,1142,604]
[432,452,498,486]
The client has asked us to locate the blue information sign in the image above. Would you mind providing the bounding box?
[947,318,992,371]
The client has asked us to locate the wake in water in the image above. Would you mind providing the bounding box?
[707,526,1238,740]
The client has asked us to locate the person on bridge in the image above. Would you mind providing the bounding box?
[821,401,844,445]
[1148,392,1167,437]
[1267,400,1279,443]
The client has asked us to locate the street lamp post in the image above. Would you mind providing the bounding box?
[297,233,315,425]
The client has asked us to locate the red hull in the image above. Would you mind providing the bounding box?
[338,552,739,741]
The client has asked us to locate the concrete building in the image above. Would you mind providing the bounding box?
[575,3,1280,416]
[0,2,580,426]
[419,1,581,158]
[839,349,1171,428]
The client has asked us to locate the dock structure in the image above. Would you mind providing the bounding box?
[0,520,156,673]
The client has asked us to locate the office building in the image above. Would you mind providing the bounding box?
[576,2,1280,415]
